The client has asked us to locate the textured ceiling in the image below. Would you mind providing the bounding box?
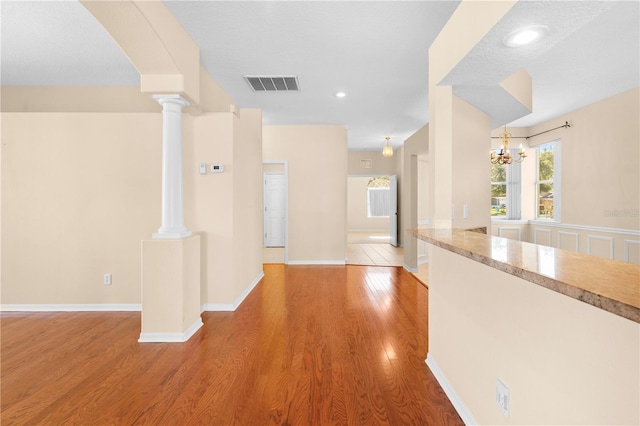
[1,1,638,150]
[1,1,139,86]
[163,1,461,151]
[445,0,639,128]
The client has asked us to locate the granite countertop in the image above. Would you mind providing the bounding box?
[411,228,640,324]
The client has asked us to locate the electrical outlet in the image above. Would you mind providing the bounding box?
[496,379,510,417]
[104,274,112,285]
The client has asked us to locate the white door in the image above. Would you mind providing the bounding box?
[389,174,398,247]
[264,173,287,247]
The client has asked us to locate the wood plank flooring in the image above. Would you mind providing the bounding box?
[1,265,463,425]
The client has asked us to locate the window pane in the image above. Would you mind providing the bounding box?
[491,163,507,216]
[538,144,554,181]
[491,184,507,216]
[537,183,554,219]
[491,162,507,183]
[368,188,390,217]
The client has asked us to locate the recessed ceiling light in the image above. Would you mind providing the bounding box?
[335,92,346,98]
[503,25,549,47]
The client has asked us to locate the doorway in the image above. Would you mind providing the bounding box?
[263,161,288,264]
[264,173,286,247]
[346,174,402,266]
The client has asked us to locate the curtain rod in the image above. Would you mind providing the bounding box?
[491,121,572,140]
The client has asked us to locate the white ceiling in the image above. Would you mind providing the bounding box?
[1,1,638,151]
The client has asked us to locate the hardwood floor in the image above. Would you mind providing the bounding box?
[1,265,463,425]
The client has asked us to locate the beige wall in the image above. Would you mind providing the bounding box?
[184,110,263,307]
[491,88,640,264]
[2,113,162,305]
[1,86,160,113]
[429,245,639,425]
[347,176,389,231]
[452,95,492,231]
[232,110,264,298]
[263,125,347,264]
[2,108,263,307]
[401,124,428,265]
[527,88,639,230]
[348,150,396,175]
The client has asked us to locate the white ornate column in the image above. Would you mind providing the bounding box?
[153,94,191,239]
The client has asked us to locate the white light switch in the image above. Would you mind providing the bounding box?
[199,163,207,174]
[463,204,469,219]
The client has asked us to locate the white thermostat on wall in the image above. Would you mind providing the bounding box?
[210,164,224,173]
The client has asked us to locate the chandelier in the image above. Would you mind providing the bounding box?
[490,125,526,165]
[382,136,393,157]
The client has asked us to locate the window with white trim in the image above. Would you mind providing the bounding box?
[535,141,560,220]
[490,152,522,219]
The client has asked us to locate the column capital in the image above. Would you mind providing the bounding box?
[153,94,190,108]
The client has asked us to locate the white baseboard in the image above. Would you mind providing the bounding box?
[347,229,390,233]
[426,354,477,426]
[418,258,429,265]
[201,271,265,312]
[138,318,203,343]
[403,264,418,273]
[0,303,141,312]
[286,260,346,265]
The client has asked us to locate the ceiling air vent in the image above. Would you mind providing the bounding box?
[244,75,299,92]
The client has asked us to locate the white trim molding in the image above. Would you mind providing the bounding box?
[557,231,579,252]
[491,219,528,225]
[624,240,640,263]
[287,260,346,266]
[403,264,418,273]
[426,354,477,425]
[587,235,614,259]
[528,221,640,237]
[0,304,141,312]
[138,318,203,343]
[202,271,265,312]
[498,226,522,241]
[347,228,391,233]
[533,228,552,246]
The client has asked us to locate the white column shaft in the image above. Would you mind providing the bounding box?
[153,95,191,239]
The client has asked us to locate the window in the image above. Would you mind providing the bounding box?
[367,177,390,217]
[535,141,560,220]
[490,152,522,219]
[491,162,507,217]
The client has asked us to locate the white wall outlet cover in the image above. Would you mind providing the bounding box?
[496,378,510,417]
[104,274,112,285]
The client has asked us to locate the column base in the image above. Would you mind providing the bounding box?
[152,228,193,239]
[140,234,201,342]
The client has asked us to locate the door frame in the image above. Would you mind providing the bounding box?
[263,161,289,264]
[347,173,398,247]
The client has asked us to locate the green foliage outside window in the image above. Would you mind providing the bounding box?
[537,144,554,219]
[491,162,507,216]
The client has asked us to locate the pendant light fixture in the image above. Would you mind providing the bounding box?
[490,125,526,165]
[382,136,393,157]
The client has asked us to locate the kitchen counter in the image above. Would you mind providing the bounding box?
[411,228,640,323]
